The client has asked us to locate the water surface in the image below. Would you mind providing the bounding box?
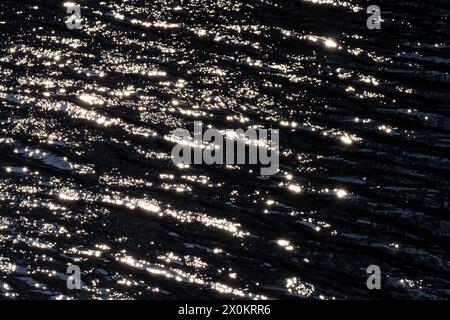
[0,0,449,299]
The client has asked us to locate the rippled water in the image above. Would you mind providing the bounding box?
[0,0,449,299]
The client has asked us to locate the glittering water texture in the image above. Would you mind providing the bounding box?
[0,0,449,299]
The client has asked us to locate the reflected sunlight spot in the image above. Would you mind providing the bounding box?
[324,39,337,48]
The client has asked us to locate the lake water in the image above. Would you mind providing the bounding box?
[0,0,449,299]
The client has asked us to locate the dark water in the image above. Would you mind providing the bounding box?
[0,0,449,299]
